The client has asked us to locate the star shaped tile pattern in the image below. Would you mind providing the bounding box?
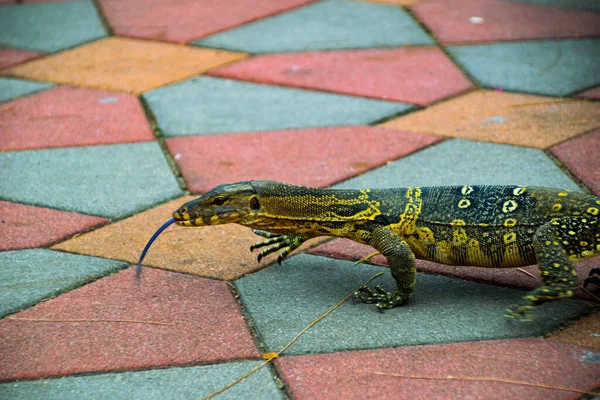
[97,0,317,43]
[209,47,472,106]
[379,90,600,148]
[195,0,433,53]
[0,47,43,70]
[0,77,53,103]
[412,0,600,44]
[4,37,247,94]
[0,87,154,151]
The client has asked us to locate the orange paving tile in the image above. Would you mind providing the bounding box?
[4,37,247,94]
[379,90,600,148]
[52,197,323,280]
[547,311,600,349]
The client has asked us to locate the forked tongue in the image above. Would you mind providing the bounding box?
[135,218,176,279]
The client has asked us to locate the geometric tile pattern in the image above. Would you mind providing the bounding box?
[0,87,154,151]
[333,139,582,190]
[195,0,433,52]
[166,127,443,193]
[235,254,589,354]
[0,267,259,381]
[2,0,600,397]
[0,1,107,52]
[144,76,411,136]
[0,142,182,219]
[276,339,600,399]
[0,362,282,399]
[0,77,53,103]
[0,201,107,251]
[380,90,600,148]
[209,47,472,106]
[0,47,43,70]
[0,249,127,318]
[448,39,600,96]
[551,128,600,195]
[4,38,247,94]
[97,0,316,43]
[51,197,318,280]
[412,0,600,44]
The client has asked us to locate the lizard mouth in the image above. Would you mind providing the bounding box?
[175,219,204,227]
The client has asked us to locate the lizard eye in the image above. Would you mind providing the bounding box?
[213,197,226,206]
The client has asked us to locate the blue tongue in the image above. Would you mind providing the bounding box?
[135,218,176,279]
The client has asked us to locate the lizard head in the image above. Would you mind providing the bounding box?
[173,181,261,227]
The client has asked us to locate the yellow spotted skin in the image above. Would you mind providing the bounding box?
[174,181,600,320]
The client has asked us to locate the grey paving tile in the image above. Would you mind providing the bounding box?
[509,0,600,11]
[144,76,411,136]
[334,139,582,191]
[0,1,107,52]
[194,0,433,53]
[235,254,589,355]
[0,142,182,219]
[448,39,600,96]
[0,361,282,400]
[0,249,127,318]
[0,77,53,103]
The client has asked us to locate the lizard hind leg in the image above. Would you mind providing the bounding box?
[505,221,578,321]
[250,229,306,264]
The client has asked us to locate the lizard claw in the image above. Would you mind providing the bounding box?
[250,232,306,264]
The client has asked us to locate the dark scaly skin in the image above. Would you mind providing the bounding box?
[174,180,600,320]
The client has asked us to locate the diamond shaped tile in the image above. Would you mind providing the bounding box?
[0,267,259,381]
[276,339,600,399]
[4,37,247,94]
[551,128,600,195]
[0,361,282,399]
[447,39,600,96]
[0,87,154,151]
[234,254,588,354]
[380,90,600,148]
[0,47,43,70]
[0,201,107,251]
[412,0,600,44]
[509,0,600,11]
[144,76,411,136]
[0,77,53,103]
[51,197,322,280]
[209,47,472,106]
[166,127,442,193]
[0,142,182,219]
[334,139,583,189]
[0,1,107,52]
[579,86,600,99]
[0,249,127,318]
[194,0,433,53]
[548,311,600,349]
[97,0,316,43]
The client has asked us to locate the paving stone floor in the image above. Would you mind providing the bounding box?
[1,0,599,398]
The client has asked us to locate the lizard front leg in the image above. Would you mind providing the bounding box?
[250,229,306,264]
[355,226,416,310]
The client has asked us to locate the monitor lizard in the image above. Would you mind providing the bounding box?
[172,180,600,320]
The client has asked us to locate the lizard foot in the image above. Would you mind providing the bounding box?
[583,267,600,289]
[354,286,408,310]
[504,305,535,322]
[250,230,305,264]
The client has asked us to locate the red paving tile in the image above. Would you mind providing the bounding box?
[309,238,599,300]
[578,86,600,100]
[276,339,600,399]
[0,86,154,151]
[209,47,472,106]
[0,267,259,381]
[551,129,600,195]
[0,47,43,70]
[166,126,443,193]
[412,0,600,44]
[0,201,107,251]
[97,0,317,43]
